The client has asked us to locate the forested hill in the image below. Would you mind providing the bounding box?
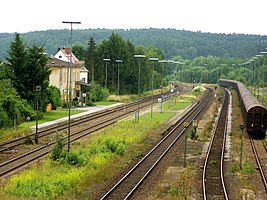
[1,28,267,60]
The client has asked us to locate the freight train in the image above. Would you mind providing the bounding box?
[219,79,267,137]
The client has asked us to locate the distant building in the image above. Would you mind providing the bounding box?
[47,47,90,103]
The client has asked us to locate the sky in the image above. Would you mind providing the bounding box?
[1,0,267,35]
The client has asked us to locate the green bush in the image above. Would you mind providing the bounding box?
[189,127,197,140]
[168,186,180,196]
[102,138,125,155]
[230,163,240,173]
[90,84,110,102]
[60,150,87,166]
[243,158,255,174]
[46,85,62,110]
[17,99,35,122]
[50,133,65,161]
[0,107,10,128]
[90,137,126,156]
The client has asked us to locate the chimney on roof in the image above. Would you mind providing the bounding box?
[65,48,71,55]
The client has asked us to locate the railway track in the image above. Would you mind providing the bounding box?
[0,87,191,154]
[100,88,213,199]
[0,95,156,153]
[0,85,192,177]
[249,137,267,192]
[202,88,229,200]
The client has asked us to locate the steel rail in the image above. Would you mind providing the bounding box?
[249,137,267,192]
[0,86,191,177]
[202,88,229,200]
[100,88,213,199]
[0,87,190,153]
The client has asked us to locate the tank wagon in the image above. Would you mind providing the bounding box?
[218,79,267,136]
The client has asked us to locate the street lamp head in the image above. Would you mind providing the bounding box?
[149,58,159,61]
[62,21,81,24]
[255,54,263,57]
[103,58,111,61]
[134,54,146,58]
[116,59,122,63]
[159,60,168,63]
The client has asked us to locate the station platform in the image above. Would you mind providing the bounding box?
[31,103,123,130]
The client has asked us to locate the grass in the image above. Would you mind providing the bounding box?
[20,110,86,129]
[1,111,178,199]
[0,89,201,199]
[0,110,86,143]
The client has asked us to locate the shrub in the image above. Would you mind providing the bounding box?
[243,158,255,174]
[101,138,125,155]
[189,127,197,140]
[90,84,110,102]
[60,150,87,166]
[25,134,33,145]
[168,186,180,196]
[50,133,65,161]
[230,163,240,173]
[17,99,35,122]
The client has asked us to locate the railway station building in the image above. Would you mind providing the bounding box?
[46,47,90,105]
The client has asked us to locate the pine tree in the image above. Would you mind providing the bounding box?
[86,37,96,84]
[6,33,27,98]
[25,44,50,111]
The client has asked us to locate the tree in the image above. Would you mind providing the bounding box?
[5,33,51,112]
[86,37,97,83]
[5,33,27,98]
[0,79,34,128]
[24,44,51,112]
[72,43,86,61]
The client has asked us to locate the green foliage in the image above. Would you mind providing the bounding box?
[50,133,87,166]
[50,133,65,161]
[90,137,125,156]
[2,91,197,199]
[242,158,255,174]
[46,85,62,109]
[231,163,240,173]
[189,127,198,140]
[17,98,35,121]
[5,166,83,199]
[24,134,33,145]
[4,33,51,113]
[60,150,87,166]
[0,79,33,128]
[90,84,110,102]
[1,29,267,61]
[168,186,180,196]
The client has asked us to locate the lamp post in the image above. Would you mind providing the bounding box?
[260,51,267,103]
[255,55,262,98]
[62,21,81,153]
[239,124,246,169]
[159,60,169,113]
[116,59,122,95]
[35,85,41,144]
[134,54,146,123]
[248,59,255,94]
[149,58,159,118]
[103,58,111,88]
